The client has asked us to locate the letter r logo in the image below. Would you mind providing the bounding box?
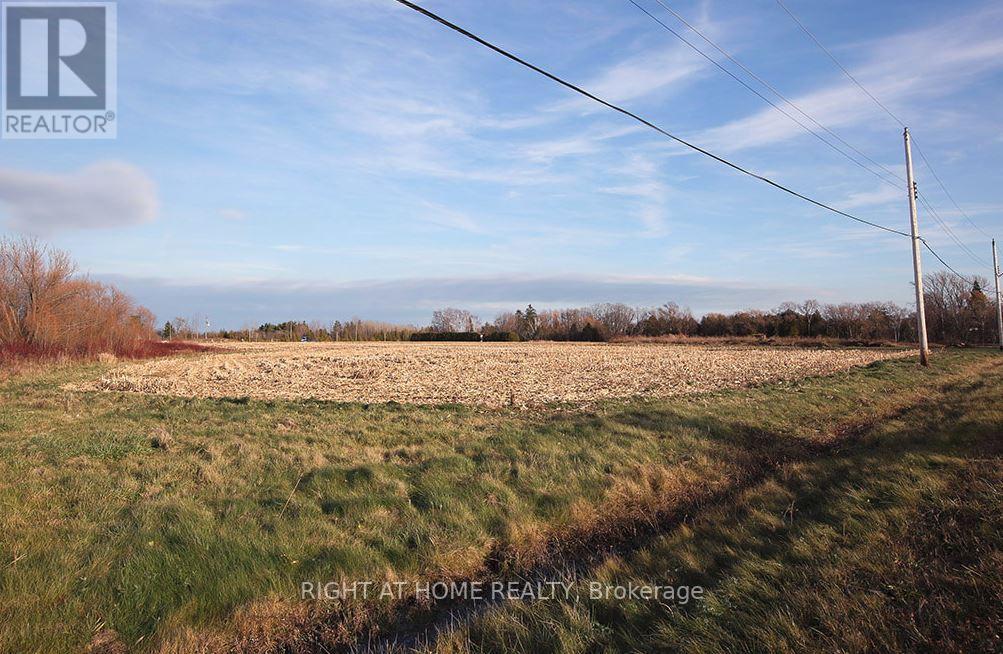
[3,3,108,110]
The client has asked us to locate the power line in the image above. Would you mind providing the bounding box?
[773,0,994,242]
[917,194,990,268]
[914,146,994,239]
[649,0,988,263]
[923,240,977,286]
[639,0,905,188]
[774,0,904,127]
[630,0,993,259]
[626,0,902,192]
[917,185,989,261]
[394,0,911,238]
[393,0,976,287]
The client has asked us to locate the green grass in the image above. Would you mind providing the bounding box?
[422,354,1003,654]
[0,351,998,653]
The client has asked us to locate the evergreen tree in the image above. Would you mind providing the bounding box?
[523,304,539,339]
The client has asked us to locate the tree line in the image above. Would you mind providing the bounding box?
[164,274,999,346]
[421,271,998,345]
[166,318,418,342]
[8,237,992,364]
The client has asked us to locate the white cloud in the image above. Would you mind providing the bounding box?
[0,161,157,235]
[518,124,641,164]
[599,153,673,237]
[697,5,1003,152]
[637,206,669,237]
[836,184,901,211]
[556,43,707,112]
[418,201,484,234]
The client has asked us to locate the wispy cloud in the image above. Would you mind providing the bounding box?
[518,124,641,164]
[697,4,1003,152]
[552,42,708,113]
[836,184,901,211]
[599,153,673,236]
[417,201,484,233]
[10,0,995,316]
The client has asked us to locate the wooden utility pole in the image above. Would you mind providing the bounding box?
[904,128,930,366]
[993,239,1002,351]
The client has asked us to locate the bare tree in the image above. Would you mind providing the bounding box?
[431,308,479,333]
[925,272,994,344]
[1,237,154,356]
[594,303,636,337]
[798,299,821,337]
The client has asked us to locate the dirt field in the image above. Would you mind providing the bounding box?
[75,342,915,406]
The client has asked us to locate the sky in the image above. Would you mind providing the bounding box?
[2,0,1002,328]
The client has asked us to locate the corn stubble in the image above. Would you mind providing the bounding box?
[78,342,914,406]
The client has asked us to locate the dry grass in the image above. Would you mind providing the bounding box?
[2,350,993,654]
[419,359,1003,654]
[1,340,215,382]
[613,334,903,348]
[76,341,914,406]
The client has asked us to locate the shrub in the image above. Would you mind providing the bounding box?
[568,323,606,342]
[0,238,178,366]
[482,331,521,342]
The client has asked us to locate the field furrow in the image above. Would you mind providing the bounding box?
[74,342,915,406]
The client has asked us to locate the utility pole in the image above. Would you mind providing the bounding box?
[904,128,930,366]
[993,239,1002,351]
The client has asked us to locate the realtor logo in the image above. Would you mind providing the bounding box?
[2,1,116,138]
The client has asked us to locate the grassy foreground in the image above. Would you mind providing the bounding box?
[0,350,999,653]
[425,353,1003,654]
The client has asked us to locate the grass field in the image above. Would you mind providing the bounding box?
[0,346,999,653]
[422,354,1003,654]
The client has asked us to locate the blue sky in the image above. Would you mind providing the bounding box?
[2,0,1002,328]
